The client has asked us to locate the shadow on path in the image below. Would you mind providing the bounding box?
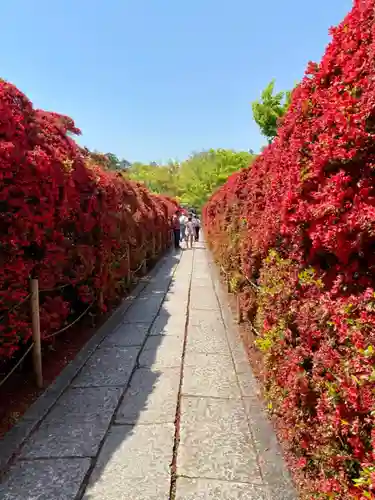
[0,251,188,500]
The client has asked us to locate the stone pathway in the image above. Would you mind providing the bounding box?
[0,243,297,500]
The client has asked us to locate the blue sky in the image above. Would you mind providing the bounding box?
[1,0,353,163]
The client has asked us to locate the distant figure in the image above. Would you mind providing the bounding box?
[192,215,201,241]
[185,216,194,249]
[172,211,180,249]
[179,213,188,242]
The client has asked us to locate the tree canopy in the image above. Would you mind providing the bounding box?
[178,149,254,210]
[126,161,179,197]
[84,150,131,171]
[252,79,291,143]
[124,149,254,211]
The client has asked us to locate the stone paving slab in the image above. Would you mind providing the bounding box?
[162,299,189,315]
[139,335,185,369]
[46,386,124,422]
[243,397,296,499]
[72,346,139,387]
[177,396,262,483]
[190,287,220,310]
[0,458,91,500]
[143,333,185,351]
[191,266,211,278]
[139,279,172,295]
[149,314,186,336]
[84,476,171,500]
[124,296,163,323]
[191,274,212,283]
[168,281,190,294]
[102,323,149,347]
[186,308,229,356]
[237,372,260,399]
[88,424,175,486]
[20,418,109,458]
[183,352,241,399]
[169,281,190,292]
[186,323,230,355]
[176,478,271,500]
[116,367,180,424]
[188,308,224,328]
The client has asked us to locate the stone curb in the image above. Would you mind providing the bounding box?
[0,251,175,478]
[204,245,298,500]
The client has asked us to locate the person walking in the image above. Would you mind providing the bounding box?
[171,211,180,249]
[185,215,194,249]
[179,212,187,243]
[192,214,201,241]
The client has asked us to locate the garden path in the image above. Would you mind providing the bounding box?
[0,241,296,500]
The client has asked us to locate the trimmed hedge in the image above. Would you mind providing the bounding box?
[204,2,375,498]
[0,80,177,361]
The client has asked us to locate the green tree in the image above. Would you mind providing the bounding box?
[105,153,131,170]
[252,80,291,143]
[86,150,131,171]
[178,149,254,210]
[126,161,179,197]
[125,150,254,210]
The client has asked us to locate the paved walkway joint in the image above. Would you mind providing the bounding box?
[0,242,297,500]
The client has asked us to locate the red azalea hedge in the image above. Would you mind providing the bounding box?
[204,1,375,498]
[0,79,177,362]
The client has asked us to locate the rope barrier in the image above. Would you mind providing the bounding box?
[243,274,260,291]
[43,302,94,340]
[0,234,170,388]
[219,265,261,336]
[0,279,89,322]
[130,258,147,277]
[220,265,260,291]
[0,293,31,324]
[0,280,86,321]
[0,343,34,389]
[39,283,74,293]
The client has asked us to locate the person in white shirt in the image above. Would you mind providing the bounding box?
[179,213,188,242]
[192,215,201,241]
[185,216,194,249]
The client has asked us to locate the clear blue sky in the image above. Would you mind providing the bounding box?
[1,0,352,163]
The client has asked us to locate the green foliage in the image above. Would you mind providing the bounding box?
[105,153,131,171]
[178,149,254,210]
[252,80,291,143]
[228,271,243,293]
[125,149,254,210]
[298,267,324,289]
[126,161,179,197]
[353,466,375,496]
[255,319,286,353]
[85,150,131,171]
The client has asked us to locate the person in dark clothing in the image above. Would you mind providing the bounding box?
[171,211,181,249]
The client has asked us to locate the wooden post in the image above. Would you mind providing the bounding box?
[142,259,147,274]
[157,232,161,254]
[152,234,156,258]
[30,278,43,388]
[126,245,131,286]
[236,294,242,325]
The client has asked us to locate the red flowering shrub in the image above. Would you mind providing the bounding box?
[0,80,177,361]
[204,1,375,498]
